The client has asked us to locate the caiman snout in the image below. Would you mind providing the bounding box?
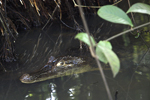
[20,73,33,83]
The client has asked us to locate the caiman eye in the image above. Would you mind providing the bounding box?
[56,61,64,66]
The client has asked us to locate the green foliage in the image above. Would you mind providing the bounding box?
[127,3,150,15]
[96,41,120,77]
[96,41,112,64]
[75,33,120,77]
[97,5,133,27]
[75,2,150,77]
[75,32,96,46]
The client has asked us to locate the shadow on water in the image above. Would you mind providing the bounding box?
[1,2,150,100]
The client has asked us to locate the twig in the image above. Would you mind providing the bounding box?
[42,2,58,30]
[138,35,150,64]
[105,22,150,41]
[54,0,62,19]
[0,61,7,72]
[73,0,122,8]
[127,0,136,25]
[73,0,100,8]
[76,0,113,100]
[112,0,122,6]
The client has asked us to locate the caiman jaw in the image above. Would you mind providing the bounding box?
[20,73,33,83]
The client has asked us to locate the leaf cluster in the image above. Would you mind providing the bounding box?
[75,3,150,77]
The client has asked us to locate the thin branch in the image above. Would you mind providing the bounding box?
[76,0,113,100]
[73,0,100,8]
[42,4,58,30]
[112,0,122,5]
[127,0,136,25]
[105,22,150,41]
[73,0,122,8]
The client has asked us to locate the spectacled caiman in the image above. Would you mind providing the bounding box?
[20,56,99,84]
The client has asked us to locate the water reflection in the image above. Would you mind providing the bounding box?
[49,83,58,100]
[68,84,82,100]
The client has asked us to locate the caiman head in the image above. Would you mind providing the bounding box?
[20,56,85,83]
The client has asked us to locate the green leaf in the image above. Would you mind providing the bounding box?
[97,5,133,27]
[127,3,150,15]
[75,32,96,46]
[96,41,112,64]
[98,41,112,50]
[96,41,120,77]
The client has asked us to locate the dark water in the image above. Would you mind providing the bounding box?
[1,0,150,100]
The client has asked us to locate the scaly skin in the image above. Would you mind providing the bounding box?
[20,56,93,84]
